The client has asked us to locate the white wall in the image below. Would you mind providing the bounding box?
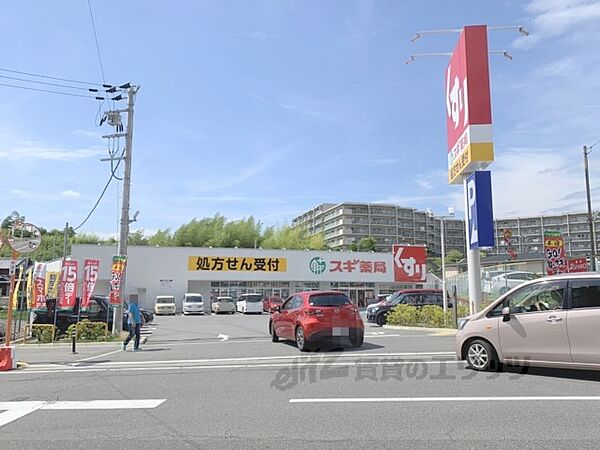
[70,245,398,310]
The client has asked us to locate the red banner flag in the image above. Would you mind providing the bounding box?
[58,260,78,310]
[81,259,100,311]
[568,257,588,273]
[109,255,127,305]
[33,263,47,311]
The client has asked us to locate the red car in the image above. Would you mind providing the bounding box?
[263,296,284,312]
[269,291,364,351]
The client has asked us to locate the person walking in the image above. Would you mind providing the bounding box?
[122,298,143,352]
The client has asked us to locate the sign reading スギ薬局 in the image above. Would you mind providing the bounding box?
[446,25,494,184]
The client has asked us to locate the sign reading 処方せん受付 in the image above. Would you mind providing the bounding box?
[188,256,288,272]
[445,25,494,185]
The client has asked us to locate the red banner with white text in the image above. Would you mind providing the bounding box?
[58,260,78,310]
[81,259,100,311]
[109,255,127,305]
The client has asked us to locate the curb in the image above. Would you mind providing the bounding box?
[16,342,120,348]
[383,325,458,336]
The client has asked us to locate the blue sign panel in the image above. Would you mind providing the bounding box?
[466,171,495,249]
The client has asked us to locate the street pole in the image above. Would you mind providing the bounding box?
[584,145,596,271]
[114,85,138,335]
[441,218,448,314]
[4,250,17,347]
[463,178,482,314]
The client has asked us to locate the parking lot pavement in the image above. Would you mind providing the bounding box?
[13,312,456,369]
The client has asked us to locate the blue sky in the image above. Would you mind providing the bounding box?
[1,0,599,237]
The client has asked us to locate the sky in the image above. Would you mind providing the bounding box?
[1,0,599,238]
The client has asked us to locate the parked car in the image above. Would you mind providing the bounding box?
[489,271,537,296]
[366,289,448,326]
[154,295,176,315]
[263,296,284,312]
[182,293,205,315]
[236,293,263,314]
[212,296,235,314]
[34,296,153,334]
[269,291,364,351]
[456,273,600,371]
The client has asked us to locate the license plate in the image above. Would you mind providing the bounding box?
[332,327,349,336]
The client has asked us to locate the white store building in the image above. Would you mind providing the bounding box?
[70,244,434,311]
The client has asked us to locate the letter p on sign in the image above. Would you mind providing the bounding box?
[466,171,495,250]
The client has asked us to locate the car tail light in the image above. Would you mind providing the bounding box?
[306,308,323,316]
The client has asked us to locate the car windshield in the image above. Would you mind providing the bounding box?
[309,294,351,306]
[185,295,203,303]
[218,298,233,302]
[243,295,262,303]
[157,297,175,304]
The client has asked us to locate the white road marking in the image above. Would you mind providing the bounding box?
[0,399,165,428]
[289,396,600,404]
[2,360,461,375]
[76,349,123,363]
[217,334,229,341]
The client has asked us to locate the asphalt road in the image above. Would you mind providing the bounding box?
[2,312,600,449]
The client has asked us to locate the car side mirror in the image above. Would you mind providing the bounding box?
[502,306,511,322]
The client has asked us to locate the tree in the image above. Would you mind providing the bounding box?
[221,217,262,248]
[261,226,325,250]
[129,230,149,246]
[1,211,25,230]
[446,249,464,263]
[348,243,358,251]
[357,236,377,252]
[147,229,174,247]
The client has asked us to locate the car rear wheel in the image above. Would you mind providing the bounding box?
[350,331,364,348]
[466,339,499,371]
[295,326,309,352]
[376,313,386,327]
[270,321,279,342]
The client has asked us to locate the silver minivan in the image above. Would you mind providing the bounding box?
[456,273,600,371]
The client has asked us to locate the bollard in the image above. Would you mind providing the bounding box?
[0,346,16,371]
[71,326,77,354]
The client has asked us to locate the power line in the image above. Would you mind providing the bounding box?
[87,0,107,83]
[73,149,125,231]
[0,74,96,91]
[0,82,102,99]
[0,67,104,87]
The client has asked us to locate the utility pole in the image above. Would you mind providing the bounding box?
[114,85,139,334]
[584,145,596,271]
[102,84,139,334]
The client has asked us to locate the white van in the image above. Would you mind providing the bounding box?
[183,293,204,315]
[236,293,263,314]
[154,295,176,315]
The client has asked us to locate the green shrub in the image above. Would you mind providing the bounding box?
[386,304,472,329]
[32,326,56,343]
[67,320,107,341]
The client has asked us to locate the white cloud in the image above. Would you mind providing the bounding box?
[490,147,596,217]
[516,0,600,48]
[61,190,81,198]
[0,142,103,161]
[70,129,103,139]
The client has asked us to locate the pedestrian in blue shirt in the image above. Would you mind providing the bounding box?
[122,298,143,352]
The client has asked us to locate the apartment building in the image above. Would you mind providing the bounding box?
[293,202,466,256]
[294,203,600,258]
[494,212,600,257]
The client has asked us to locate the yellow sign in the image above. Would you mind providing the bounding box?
[45,271,60,297]
[11,267,23,310]
[448,142,494,184]
[188,256,287,272]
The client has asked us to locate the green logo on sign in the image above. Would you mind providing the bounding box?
[309,257,327,275]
